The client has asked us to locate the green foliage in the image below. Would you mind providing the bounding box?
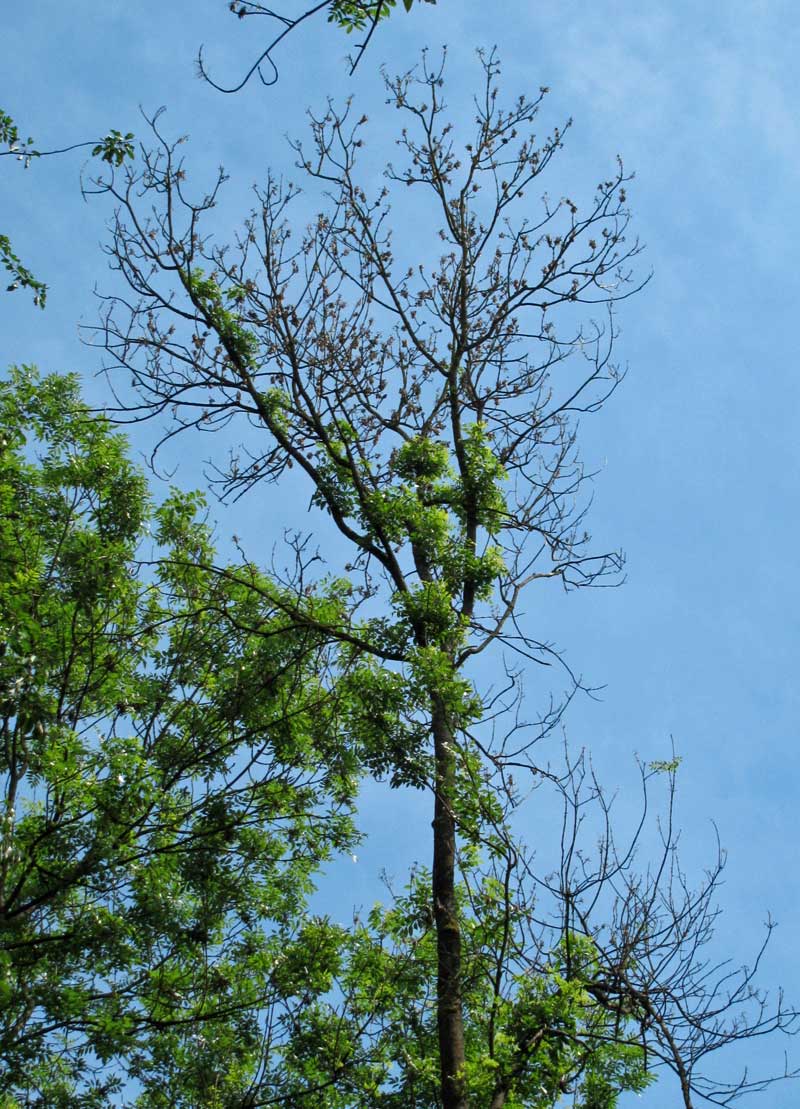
[0,109,32,160]
[312,427,363,519]
[91,129,135,167]
[392,435,451,482]
[329,0,435,33]
[0,368,360,1106]
[0,233,47,308]
[340,659,430,788]
[457,422,508,533]
[0,112,47,305]
[395,582,461,644]
[271,867,655,1107]
[183,267,260,367]
[649,757,681,774]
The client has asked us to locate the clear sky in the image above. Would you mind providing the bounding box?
[3,2,799,1105]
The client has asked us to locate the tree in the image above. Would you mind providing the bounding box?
[0,367,362,1106]
[200,1,438,92]
[95,51,796,1107]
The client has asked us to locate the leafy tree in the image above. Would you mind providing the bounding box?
[95,51,796,1108]
[1,109,134,307]
[0,367,360,1106]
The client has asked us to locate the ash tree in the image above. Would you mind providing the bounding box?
[95,51,796,1108]
[0,367,361,1107]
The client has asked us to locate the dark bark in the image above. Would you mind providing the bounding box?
[431,695,467,1109]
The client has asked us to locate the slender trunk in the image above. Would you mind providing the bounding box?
[431,695,468,1109]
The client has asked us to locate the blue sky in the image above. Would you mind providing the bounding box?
[3,2,799,1104]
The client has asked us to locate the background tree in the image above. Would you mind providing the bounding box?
[95,51,797,1107]
[0,367,361,1107]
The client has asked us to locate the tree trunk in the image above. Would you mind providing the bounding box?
[431,695,468,1109]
